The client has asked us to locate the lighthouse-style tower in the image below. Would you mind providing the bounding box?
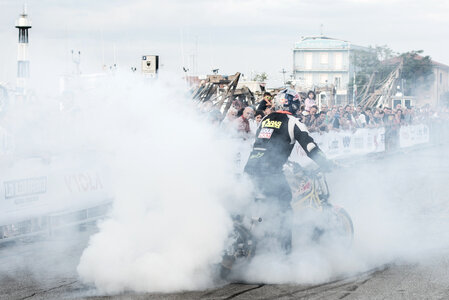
[15,5,32,95]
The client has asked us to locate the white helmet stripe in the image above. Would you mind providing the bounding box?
[287,114,309,144]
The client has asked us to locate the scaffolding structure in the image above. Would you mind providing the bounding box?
[358,62,403,108]
[191,72,256,116]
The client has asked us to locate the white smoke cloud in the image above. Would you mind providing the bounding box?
[3,63,448,295]
[73,73,449,294]
[76,73,252,293]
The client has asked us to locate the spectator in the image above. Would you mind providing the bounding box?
[264,106,273,117]
[254,110,264,125]
[320,105,329,113]
[345,105,357,125]
[339,112,351,130]
[394,109,404,125]
[202,89,448,143]
[382,107,396,150]
[354,109,367,128]
[332,109,341,130]
[350,105,356,116]
[221,107,238,129]
[232,99,243,112]
[257,92,273,111]
[304,105,319,128]
[314,111,329,132]
[305,91,316,112]
[236,107,244,117]
[383,107,394,126]
[326,108,336,126]
[344,105,352,114]
[296,105,306,122]
[234,106,254,139]
[250,110,265,133]
[364,107,373,127]
[404,107,413,124]
[375,111,383,126]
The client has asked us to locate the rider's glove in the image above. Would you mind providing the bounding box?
[320,159,334,173]
[309,147,333,173]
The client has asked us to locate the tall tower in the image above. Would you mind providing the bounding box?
[15,5,32,95]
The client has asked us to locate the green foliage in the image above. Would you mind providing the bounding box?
[374,45,395,61]
[400,50,434,96]
[252,72,268,82]
[350,46,435,100]
[349,45,396,102]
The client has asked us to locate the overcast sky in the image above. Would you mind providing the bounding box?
[1,0,449,88]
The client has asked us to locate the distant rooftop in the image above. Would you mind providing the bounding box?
[294,36,367,51]
[385,54,449,69]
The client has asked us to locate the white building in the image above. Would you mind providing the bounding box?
[293,36,368,105]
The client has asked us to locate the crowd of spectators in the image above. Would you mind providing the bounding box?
[200,90,449,140]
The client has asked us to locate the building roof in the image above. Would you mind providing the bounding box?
[294,36,367,51]
[431,59,449,70]
[384,54,449,70]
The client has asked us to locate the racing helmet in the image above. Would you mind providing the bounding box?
[273,88,301,114]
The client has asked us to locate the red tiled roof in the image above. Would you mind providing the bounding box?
[382,54,449,69]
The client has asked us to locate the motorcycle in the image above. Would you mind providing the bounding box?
[286,163,354,249]
[219,163,354,279]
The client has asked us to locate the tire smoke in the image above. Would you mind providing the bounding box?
[65,73,449,292]
[76,74,251,293]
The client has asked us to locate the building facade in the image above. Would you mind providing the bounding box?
[429,61,449,107]
[403,59,449,108]
[293,36,368,105]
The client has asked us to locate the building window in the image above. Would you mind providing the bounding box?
[404,99,411,108]
[440,72,443,84]
[334,76,342,88]
[305,53,313,70]
[320,53,328,64]
[335,53,343,70]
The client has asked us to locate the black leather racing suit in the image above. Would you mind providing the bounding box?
[243,111,330,251]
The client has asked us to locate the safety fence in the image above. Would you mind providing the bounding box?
[235,122,442,170]
[290,123,431,162]
[0,154,113,241]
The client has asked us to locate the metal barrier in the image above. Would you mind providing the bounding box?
[0,200,112,243]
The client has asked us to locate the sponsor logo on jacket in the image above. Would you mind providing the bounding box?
[261,118,282,129]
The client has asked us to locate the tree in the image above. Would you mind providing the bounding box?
[349,45,397,103]
[400,50,434,96]
[252,72,268,83]
[350,46,435,101]
[375,45,395,61]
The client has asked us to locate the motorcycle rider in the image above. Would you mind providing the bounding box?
[244,89,332,252]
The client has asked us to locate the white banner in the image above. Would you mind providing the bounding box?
[0,153,113,226]
[289,124,429,162]
[289,127,386,162]
[399,124,430,148]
